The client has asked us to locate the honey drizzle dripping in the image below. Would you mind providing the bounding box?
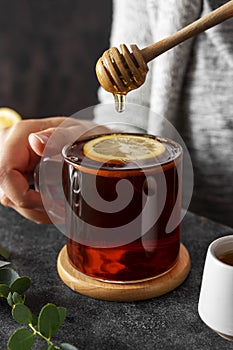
[114,94,126,113]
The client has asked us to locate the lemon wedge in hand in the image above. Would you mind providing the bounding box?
[83,134,166,163]
[0,107,22,129]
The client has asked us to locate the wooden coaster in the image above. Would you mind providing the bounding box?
[57,243,191,302]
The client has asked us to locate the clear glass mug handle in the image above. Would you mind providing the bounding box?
[34,155,65,225]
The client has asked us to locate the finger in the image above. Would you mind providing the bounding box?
[28,132,51,156]
[0,118,66,176]
[10,206,51,224]
[0,194,51,224]
[0,117,66,207]
[29,121,109,157]
[29,127,73,156]
[0,169,43,209]
[0,187,4,201]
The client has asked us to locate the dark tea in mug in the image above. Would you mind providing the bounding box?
[218,251,233,266]
[62,133,182,282]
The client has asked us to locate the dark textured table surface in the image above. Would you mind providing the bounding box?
[0,205,233,350]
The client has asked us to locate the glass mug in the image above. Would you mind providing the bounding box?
[59,132,183,283]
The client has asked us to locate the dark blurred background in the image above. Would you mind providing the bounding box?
[0,0,112,117]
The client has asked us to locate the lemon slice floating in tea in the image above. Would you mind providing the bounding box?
[0,107,22,129]
[83,134,166,163]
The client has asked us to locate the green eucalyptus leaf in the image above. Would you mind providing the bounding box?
[7,327,34,350]
[10,276,31,294]
[0,283,10,298]
[7,292,13,307]
[12,303,32,325]
[0,260,10,268]
[12,291,24,304]
[38,303,61,339]
[60,344,78,350]
[57,306,67,326]
[0,268,19,286]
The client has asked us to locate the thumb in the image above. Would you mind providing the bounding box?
[28,124,75,156]
[28,129,55,156]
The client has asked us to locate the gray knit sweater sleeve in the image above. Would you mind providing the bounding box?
[179,0,233,226]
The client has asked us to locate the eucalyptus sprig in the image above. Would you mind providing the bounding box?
[0,260,78,350]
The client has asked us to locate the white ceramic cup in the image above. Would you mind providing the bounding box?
[198,235,233,341]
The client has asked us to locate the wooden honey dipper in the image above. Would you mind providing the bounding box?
[96,0,233,111]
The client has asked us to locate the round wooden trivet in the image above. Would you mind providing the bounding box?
[57,243,191,302]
